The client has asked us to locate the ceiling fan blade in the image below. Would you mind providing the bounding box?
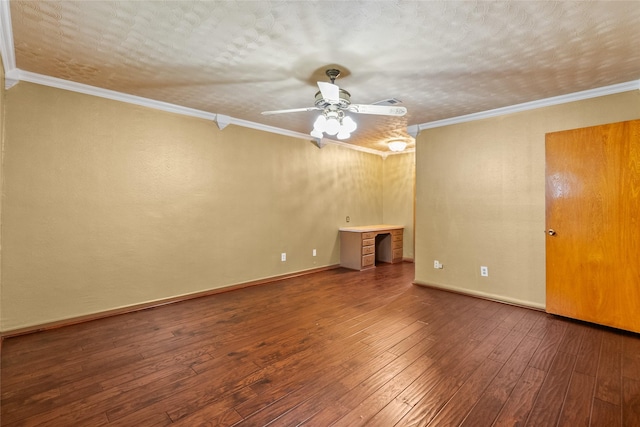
[317,81,340,104]
[372,98,403,106]
[261,107,320,115]
[348,104,407,116]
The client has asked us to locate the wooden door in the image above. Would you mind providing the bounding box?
[545,119,640,333]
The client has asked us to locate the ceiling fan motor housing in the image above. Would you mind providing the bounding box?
[314,88,351,109]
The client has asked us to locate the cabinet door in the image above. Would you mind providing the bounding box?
[545,120,640,333]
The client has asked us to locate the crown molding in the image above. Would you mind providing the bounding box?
[0,0,16,79]
[13,69,218,121]
[214,114,387,156]
[223,114,317,142]
[5,67,637,157]
[406,124,419,138]
[7,69,391,156]
[414,79,640,133]
[324,138,388,156]
[381,148,416,159]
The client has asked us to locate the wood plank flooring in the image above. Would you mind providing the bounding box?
[2,262,640,426]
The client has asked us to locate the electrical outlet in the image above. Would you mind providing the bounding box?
[312,249,317,256]
[346,216,350,223]
[281,253,286,262]
[480,266,488,277]
[434,260,441,269]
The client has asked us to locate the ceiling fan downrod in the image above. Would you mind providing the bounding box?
[326,69,340,84]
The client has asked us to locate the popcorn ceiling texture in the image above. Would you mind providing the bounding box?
[10,1,640,151]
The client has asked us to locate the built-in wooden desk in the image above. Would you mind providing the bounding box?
[339,225,404,271]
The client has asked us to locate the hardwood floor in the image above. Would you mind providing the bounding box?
[2,262,640,426]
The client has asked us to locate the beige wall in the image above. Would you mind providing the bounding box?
[415,90,640,308]
[383,152,415,259]
[1,81,389,332]
[10,75,634,331]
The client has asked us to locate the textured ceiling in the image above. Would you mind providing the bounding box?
[7,1,640,152]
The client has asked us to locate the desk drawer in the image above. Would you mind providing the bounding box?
[393,248,403,260]
[362,254,375,267]
[362,245,375,255]
[362,232,376,240]
[392,229,403,236]
[362,238,375,247]
[392,240,403,250]
[392,233,403,242]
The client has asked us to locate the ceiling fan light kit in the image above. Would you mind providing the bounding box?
[262,68,407,142]
[312,109,357,140]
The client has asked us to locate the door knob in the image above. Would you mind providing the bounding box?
[547,229,557,236]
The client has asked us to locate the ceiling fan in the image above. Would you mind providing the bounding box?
[261,69,407,140]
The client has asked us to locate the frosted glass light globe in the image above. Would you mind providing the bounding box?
[313,115,327,131]
[325,117,340,135]
[342,116,357,133]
